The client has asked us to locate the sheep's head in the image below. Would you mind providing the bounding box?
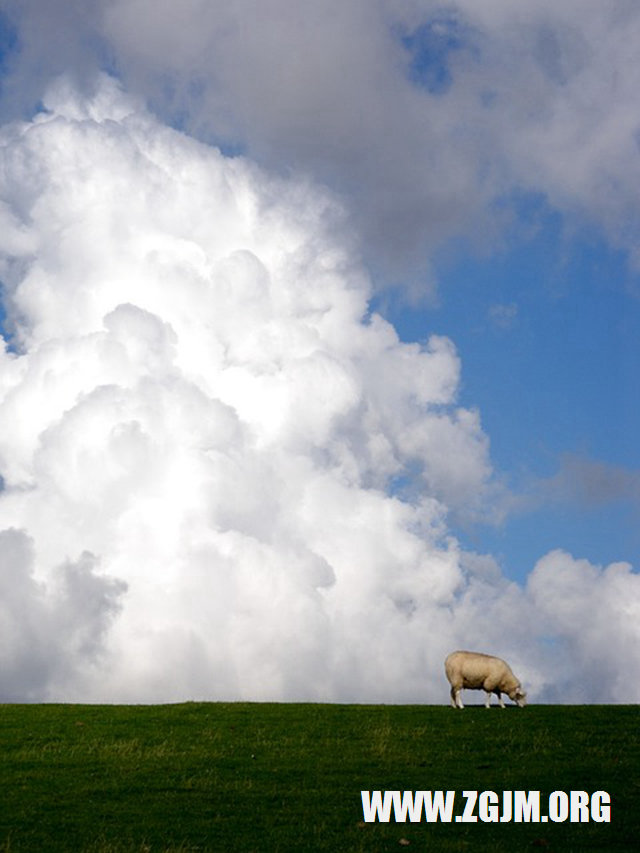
[513,687,527,708]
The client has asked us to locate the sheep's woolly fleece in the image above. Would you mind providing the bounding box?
[0,78,638,702]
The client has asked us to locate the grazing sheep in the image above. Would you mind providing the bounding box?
[445,650,527,709]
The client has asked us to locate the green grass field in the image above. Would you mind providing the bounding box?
[0,702,637,852]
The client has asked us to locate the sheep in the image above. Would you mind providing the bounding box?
[445,650,527,709]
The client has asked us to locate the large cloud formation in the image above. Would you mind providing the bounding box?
[0,77,638,702]
[3,0,640,282]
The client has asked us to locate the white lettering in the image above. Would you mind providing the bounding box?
[591,791,611,823]
[478,790,499,822]
[423,790,455,823]
[362,789,610,824]
[459,790,478,822]
[514,790,540,822]
[548,791,569,823]
[570,790,590,822]
[391,791,424,823]
[361,791,393,823]
[499,790,512,822]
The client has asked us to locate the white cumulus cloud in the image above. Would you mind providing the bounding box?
[3,1,640,279]
[0,76,637,703]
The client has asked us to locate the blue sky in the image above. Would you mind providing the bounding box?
[380,197,640,578]
[0,1,639,703]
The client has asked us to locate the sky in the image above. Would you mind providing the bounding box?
[0,0,638,704]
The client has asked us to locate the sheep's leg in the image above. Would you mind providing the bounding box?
[497,692,505,709]
[484,691,492,709]
[452,687,464,709]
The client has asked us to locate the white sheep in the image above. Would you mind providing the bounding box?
[445,650,527,709]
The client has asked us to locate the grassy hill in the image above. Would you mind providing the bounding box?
[0,702,637,851]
